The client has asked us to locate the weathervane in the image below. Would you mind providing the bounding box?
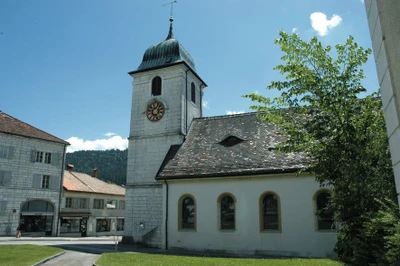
[163,0,178,24]
[163,0,177,39]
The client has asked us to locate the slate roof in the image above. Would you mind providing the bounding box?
[156,113,311,180]
[63,170,125,196]
[0,111,69,145]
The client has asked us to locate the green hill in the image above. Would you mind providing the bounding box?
[65,149,127,185]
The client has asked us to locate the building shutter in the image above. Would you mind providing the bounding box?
[51,153,60,166]
[49,175,59,190]
[3,171,11,186]
[31,150,37,163]
[8,147,14,160]
[32,174,42,188]
[0,201,6,215]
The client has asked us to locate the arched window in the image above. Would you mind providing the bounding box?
[220,195,235,230]
[315,191,335,230]
[261,192,280,231]
[152,76,162,96]
[178,195,196,230]
[191,82,196,103]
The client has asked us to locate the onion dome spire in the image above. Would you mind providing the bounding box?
[166,16,174,40]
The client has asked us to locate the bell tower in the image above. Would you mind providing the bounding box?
[123,15,207,247]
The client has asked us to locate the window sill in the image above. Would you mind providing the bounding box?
[219,229,236,233]
[260,229,281,234]
[178,228,197,232]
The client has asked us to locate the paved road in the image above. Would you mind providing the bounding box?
[41,250,100,266]
[0,237,129,266]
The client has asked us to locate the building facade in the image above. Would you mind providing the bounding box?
[60,167,125,237]
[0,111,68,236]
[364,0,400,205]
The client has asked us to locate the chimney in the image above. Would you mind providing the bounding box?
[93,168,98,178]
[67,164,74,171]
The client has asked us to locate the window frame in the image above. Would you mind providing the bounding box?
[117,219,124,231]
[118,200,125,210]
[178,194,196,231]
[93,199,104,209]
[151,76,162,96]
[106,199,117,209]
[217,193,236,231]
[191,82,196,104]
[35,151,52,164]
[313,189,336,231]
[259,191,281,233]
[42,175,50,189]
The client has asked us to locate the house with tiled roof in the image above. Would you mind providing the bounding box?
[60,165,125,237]
[0,111,69,237]
[123,18,337,257]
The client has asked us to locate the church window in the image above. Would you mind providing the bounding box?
[179,195,196,230]
[219,194,235,230]
[315,190,335,230]
[152,76,162,96]
[260,192,280,231]
[191,82,196,103]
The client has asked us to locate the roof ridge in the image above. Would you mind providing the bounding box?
[0,111,69,145]
[195,112,258,121]
[68,171,96,192]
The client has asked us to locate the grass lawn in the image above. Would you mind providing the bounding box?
[0,244,63,266]
[96,253,344,266]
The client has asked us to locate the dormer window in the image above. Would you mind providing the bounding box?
[152,76,162,96]
[191,82,196,103]
[219,136,244,147]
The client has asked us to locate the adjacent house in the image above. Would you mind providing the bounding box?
[60,165,125,237]
[0,111,69,236]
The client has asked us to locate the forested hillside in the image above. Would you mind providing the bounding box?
[65,149,127,185]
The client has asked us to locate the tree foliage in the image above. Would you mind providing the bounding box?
[66,149,127,185]
[245,31,397,265]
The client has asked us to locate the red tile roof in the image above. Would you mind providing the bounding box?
[0,111,69,145]
[63,170,125,196]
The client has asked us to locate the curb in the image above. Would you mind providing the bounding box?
[32,251,66,266]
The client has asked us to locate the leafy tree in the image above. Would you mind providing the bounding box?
[245,31,397,265]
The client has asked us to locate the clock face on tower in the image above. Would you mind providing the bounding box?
[146,101,165,122]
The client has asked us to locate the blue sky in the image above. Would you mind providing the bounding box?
[0,0,376,152]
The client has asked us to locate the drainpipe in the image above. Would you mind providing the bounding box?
[56,144,67,237]
[164,179,169,250]
[185,69,190,135]
[199,83,205,118]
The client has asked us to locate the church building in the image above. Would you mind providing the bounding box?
[123,17,337,258]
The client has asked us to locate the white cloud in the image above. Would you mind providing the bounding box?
[310,12,342,36]
[202,100,210,109]
[361,0,364,3]
[226,110,245,115]
[292,27,298,33]
[66,135,128,153]
[105,132,117,137]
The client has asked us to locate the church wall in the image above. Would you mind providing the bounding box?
[166,174,337,258]
[0,133,65,236]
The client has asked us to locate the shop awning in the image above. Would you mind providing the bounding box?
[60,212,92,217]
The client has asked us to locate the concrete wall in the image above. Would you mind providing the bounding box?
[364,0,400,204]
[0,133,65,236]
[166,175,337,258]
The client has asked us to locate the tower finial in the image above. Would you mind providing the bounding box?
[163,0,177,40]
